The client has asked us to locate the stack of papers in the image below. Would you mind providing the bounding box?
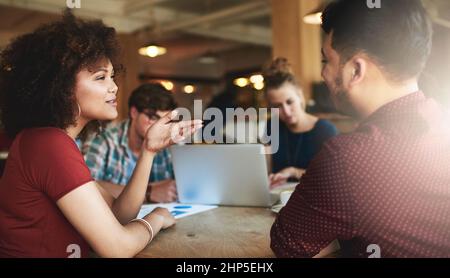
[269,182,298,195]
[270,182,298,213]
[137,203,218,219]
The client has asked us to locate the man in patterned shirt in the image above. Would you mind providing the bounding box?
[83,83,177,203]
[271,0,450,257]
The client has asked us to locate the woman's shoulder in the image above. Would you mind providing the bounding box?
[9,127,80,167]
[19,127,76,151]
[21,127,71,140]
[314,119,339,135]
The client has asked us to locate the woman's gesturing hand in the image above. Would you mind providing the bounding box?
[144,110,203,153]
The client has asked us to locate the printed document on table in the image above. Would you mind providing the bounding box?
[137,203,218,219]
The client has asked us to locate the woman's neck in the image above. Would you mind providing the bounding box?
[66,118,88,140]
[287,113,318,134]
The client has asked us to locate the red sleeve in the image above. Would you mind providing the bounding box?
[19,128,94,202]
[270,140,356,258]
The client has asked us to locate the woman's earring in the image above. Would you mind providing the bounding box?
[77,103,82,119]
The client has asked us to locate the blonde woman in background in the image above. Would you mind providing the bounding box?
[263,58,338,187]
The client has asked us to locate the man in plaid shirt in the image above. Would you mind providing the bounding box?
[82,83,177,203]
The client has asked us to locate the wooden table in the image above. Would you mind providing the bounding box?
[136,206,276,258]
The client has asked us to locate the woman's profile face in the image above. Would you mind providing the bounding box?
[266,82,304,126]
[75,59,118,122]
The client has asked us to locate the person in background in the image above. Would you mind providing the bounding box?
[271,0,450,258]
[0,11,202,258]
[83,84,178,203]
[263,58,338,187]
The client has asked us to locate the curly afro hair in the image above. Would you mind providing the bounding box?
[0,10,122,138]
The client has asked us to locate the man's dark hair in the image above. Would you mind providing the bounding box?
[0,10,122,138]
[322,0,433,82]
[128,83,177,117]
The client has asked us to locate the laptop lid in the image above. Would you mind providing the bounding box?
[170,144,274,207]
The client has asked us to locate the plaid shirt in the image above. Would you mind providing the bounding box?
[82,120,174,185]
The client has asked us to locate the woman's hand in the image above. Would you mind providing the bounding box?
[150,207,176,229]
[144,110,203,154]
[269,172,290,189]
[269,167,306,188]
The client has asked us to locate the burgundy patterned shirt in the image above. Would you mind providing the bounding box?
[271,92,450,258]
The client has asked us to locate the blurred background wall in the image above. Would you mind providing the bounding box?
[0,0,449,135]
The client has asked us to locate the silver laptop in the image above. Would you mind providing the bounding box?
[170,144,277,207]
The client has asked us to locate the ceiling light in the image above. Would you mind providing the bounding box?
[253,82,264,91]
[303,12,322,25]
[303,4,326,25]
[160,81,174,91]
[249,74,264,84]
[198,52,218,64]
[234,78,249,88]
[139,45,167,58]
[183,85,195,94]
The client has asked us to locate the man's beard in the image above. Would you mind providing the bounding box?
[331,73,360,119]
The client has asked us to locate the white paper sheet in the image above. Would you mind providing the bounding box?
[137,203,218,219]
[269,182,298,195]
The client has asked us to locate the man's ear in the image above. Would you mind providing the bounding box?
[130,107,139,120]
[349,58,367,86]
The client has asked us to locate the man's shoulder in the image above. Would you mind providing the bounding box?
[322,130,374,157]
[82,121,127,154]
[104,120,127,136]
[93,121,126,142]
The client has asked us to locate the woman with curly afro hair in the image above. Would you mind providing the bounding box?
[0,11,202,258]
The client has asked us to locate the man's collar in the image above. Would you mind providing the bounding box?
[359,91,425,127]
[119,119,131,148]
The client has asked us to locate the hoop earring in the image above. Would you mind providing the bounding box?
[77,103,82,119]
